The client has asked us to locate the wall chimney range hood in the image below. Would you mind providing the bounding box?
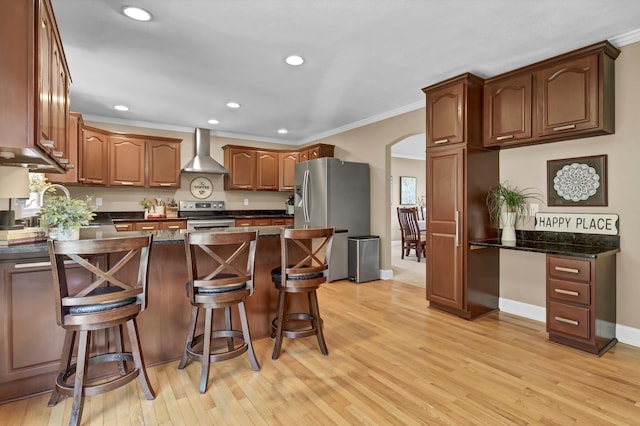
[181,128,229,174]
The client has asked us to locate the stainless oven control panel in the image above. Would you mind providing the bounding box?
[178,200,225,212]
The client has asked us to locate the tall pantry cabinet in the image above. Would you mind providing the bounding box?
[423,74,500,320]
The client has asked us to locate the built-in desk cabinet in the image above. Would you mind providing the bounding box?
[423,73,500,320]
[484,41,620,148]
[546,254,617,355]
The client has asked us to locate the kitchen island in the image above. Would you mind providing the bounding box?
[0,225,305,403]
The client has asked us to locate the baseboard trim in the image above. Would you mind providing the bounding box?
[499,297,640,349]
[380,269,394,280]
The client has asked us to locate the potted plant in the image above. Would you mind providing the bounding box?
[486,182,541,243]
[38,196,96,240]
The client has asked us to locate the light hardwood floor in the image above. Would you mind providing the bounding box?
[2,279,640,425]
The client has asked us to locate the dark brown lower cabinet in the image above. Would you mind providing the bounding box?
[546,254,617,355]
[426,146,499,319]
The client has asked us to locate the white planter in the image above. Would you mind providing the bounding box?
[57,226,80,241]
[501,211,517,243]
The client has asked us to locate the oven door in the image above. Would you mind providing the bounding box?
[186,219,235,231]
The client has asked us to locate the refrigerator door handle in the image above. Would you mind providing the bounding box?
[303,169,310,224]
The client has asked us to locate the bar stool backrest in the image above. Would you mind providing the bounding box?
[48,234,154,327]
[184,230,259,302]
[279,227,335,288]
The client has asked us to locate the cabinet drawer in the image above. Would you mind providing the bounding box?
[548,256,590,282]
[548,301,590,340]
[548,278,590,305]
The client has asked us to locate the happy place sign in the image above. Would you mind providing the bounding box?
[534,213,619,235]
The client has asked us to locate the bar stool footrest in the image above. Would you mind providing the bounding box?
[186,330,249,363]
[271,313,323,339]
[53,352,139,399]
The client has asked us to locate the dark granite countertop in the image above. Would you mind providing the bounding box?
[0,224,345,256]
[94,210,293,224]
[469,231,620,258]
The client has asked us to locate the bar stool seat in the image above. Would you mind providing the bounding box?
[270,227,334,360]
[178,230,260,394]
[47,235,155,426]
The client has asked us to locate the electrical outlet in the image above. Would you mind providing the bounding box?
[529,203,539,215]
[244,198,249,206]
[95,197,103,206]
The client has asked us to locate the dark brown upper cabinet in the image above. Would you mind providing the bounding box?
[425,73,484,149]
[483,41,620,148]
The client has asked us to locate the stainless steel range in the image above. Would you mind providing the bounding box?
[178,200,235,230]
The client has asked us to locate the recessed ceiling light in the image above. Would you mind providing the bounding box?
[285,55,304,66]
[122,6,152,22]
[277,129,288,134]
[226,102,240,109]
[114,105,129,111]
[207,119,219,125]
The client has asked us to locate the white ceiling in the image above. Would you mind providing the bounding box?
[51,0,640,146]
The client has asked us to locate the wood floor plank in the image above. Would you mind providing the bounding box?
[2,279,640,425]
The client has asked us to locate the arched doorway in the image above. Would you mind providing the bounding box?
[387,133,426,287]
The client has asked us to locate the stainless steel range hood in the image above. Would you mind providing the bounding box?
[181,128,229,174]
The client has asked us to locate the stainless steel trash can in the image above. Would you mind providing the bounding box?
[348,235,380,283]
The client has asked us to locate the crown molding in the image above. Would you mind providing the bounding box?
[296,100,426,145]
[610,28,640,47]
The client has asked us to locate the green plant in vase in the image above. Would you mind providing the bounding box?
[38,196,96,240]
[486,182,542,243]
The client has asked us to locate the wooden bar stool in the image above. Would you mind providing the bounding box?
[270,227,334,360]
[47,234,155,426]
[178,230,260,393]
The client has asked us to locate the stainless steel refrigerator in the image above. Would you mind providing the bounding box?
[294,158,370,281]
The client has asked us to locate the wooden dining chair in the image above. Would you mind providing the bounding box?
[178,230,260,393]
[397,207,426,262]
[47,234,155,426]
[270,227,334,360]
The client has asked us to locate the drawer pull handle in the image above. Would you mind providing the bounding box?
[120,182,134,186]
[15,259,76,269]
[434,138,449,144]
[166,225,180,229]
[552,124,577,131]
[41,140,55,148]
[554,288,579,296]
[140,226,155,230]
[554,316,579,326]
[159,183,172,187]
[554,266,580,274]
[496,135,514,141]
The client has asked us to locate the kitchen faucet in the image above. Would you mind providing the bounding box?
[39,184,70,206]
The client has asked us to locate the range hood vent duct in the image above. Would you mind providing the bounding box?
[181,128,229,174]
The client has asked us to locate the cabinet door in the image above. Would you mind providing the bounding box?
[536,54,599,137]
[113,222,134,232]
[134,222,160,231]
[0,257,104,387]
[109,136,145,187]
[256,151,278,190]
[47,112,81,184]
[426,81,464,147]
[160,220,186,231]
[147,141,181,188]
[426,148,464,310]
[38,1,53,147]
[279,152,298,191]
[484,73,532,146]
[50,41,69,164]
[226,148,255,189]
[299,150,310,162]
[79,128,109,185]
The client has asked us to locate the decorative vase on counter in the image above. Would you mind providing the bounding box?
[501,211,517,243]
[56,226,80,241]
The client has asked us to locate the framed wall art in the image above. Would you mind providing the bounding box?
[400,176,417,205]
[547,154,607,206]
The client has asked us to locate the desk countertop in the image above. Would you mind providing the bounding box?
[469,231,620,258]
